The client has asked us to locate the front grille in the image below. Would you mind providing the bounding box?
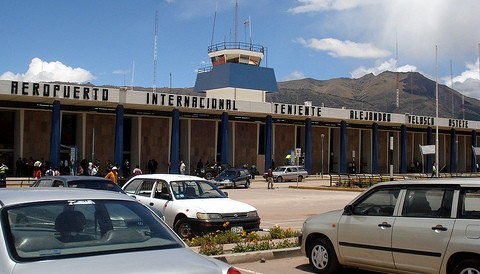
[222,212,248,219]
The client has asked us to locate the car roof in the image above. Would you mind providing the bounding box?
[129,174,207,182]
[0,188,133,207]
[373,177,480,188]
[38,176,113,182]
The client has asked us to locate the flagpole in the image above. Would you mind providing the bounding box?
[435,45,439,177]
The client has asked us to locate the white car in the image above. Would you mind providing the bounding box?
[122,174,260,238]
[0,188,241,274]
[300,178,480,274]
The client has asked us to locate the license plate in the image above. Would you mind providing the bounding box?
[231,226,243,233]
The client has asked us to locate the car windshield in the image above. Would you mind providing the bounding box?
[219,170,236,177]
[170,180,227,199]
[5,199,182,261]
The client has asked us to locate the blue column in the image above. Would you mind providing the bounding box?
[220,112,229,164]
[170,109,180,174]
[49,100,61,169]
[426,127,433,174]
[372,123,379,174]
[400,125,407,173]
[450,129,457,173]
[114,105,124,176]
[305,118,312,174]
[265,115,273,171]
[472,130,477,172]
[340,121,347,174]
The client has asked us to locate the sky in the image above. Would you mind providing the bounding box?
[1,0,480,99]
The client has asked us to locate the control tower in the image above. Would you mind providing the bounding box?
[194,41,278,102]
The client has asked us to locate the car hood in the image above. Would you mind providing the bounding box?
[304,209,344,225]
[177,197,257,213]
[214,174,235,181]
[11,248,230,274]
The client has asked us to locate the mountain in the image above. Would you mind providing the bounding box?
[269,71,480,120]
[133,71,480,120]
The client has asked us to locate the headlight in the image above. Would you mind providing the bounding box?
[197,213,223,220]
[247,211,258,218]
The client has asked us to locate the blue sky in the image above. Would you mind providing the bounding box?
[2,0,480,98]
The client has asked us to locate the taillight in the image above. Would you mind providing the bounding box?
[227,266,242,274]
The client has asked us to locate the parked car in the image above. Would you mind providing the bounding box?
[31,175,125,193]
[213,168,251,188]
[197,163,231,180]
[122,174,261,238]
[0,188,241,274]
[300,178,480,274]
[264,165,308,182]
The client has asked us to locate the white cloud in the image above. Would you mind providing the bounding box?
[283,70,306,81]
[0,58,94,84]
[288,0,379,13]
[441,59,480,99]
[296,37,390,59]
[351,58,417,78]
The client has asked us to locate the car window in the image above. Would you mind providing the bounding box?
[170,180,226,199]
[459,188,480,219]
[5,199,182,261]
[124,179,155,197]
[34,179,54,187]
[352,188,400,216]
[154,181,170,199]
[402,188,454,218]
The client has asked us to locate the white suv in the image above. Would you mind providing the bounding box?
[300,178,480,274]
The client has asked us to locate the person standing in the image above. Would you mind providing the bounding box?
[105,166,119,184]
[0,161,9,188]
[132,165,142,176]
[266,166,274,189]
[180,161,186,175]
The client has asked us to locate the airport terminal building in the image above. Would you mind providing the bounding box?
[0,42,478,177]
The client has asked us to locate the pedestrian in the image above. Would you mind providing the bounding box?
[180,160,186,175]
[105,166,119,184]
[0,161,9,188]
[266,166,274,189]
[33,161,42,179]
[431,162,437,178]
[132,165,142,176]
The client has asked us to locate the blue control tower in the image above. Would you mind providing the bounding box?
[194,41,278,102]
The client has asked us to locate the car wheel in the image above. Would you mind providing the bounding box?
[205,172,213,180]
[308,238,340,274]
[244,180,250,188]
[453,259,480,274]
[277,176,283,183]
[298,175,303,182]
[174,218,192,239]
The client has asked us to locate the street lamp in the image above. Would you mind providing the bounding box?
[321,133,325,179]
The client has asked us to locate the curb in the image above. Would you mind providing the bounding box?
[211,247,302,264]
[288,185,365,192]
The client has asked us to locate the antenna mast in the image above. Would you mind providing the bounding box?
[234,0,238,43]
[395,33,399,111]
[153,10,159,92]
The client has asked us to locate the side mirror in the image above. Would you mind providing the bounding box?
[343,204,353,215]
[159,193,172,200]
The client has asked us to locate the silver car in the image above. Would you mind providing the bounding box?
[265,165,308,182]
[0,188,241,274]
[300,178,480,274]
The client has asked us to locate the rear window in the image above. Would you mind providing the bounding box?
[4,199,182,261]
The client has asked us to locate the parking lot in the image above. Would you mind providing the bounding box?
[221,178,375,273]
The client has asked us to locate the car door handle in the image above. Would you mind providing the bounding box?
[378,222,392,228]
[431,225,448,232]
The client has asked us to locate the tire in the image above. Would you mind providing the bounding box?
[244,179,250,188]
[205,172,213,180]
[308,238,340,274]
[298,175,303,182]
[277,176,284,183]
[174,218,192,239]
[453,259,480,274]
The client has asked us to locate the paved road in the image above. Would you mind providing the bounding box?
[223,178,362,231]
[219,179,379,274]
